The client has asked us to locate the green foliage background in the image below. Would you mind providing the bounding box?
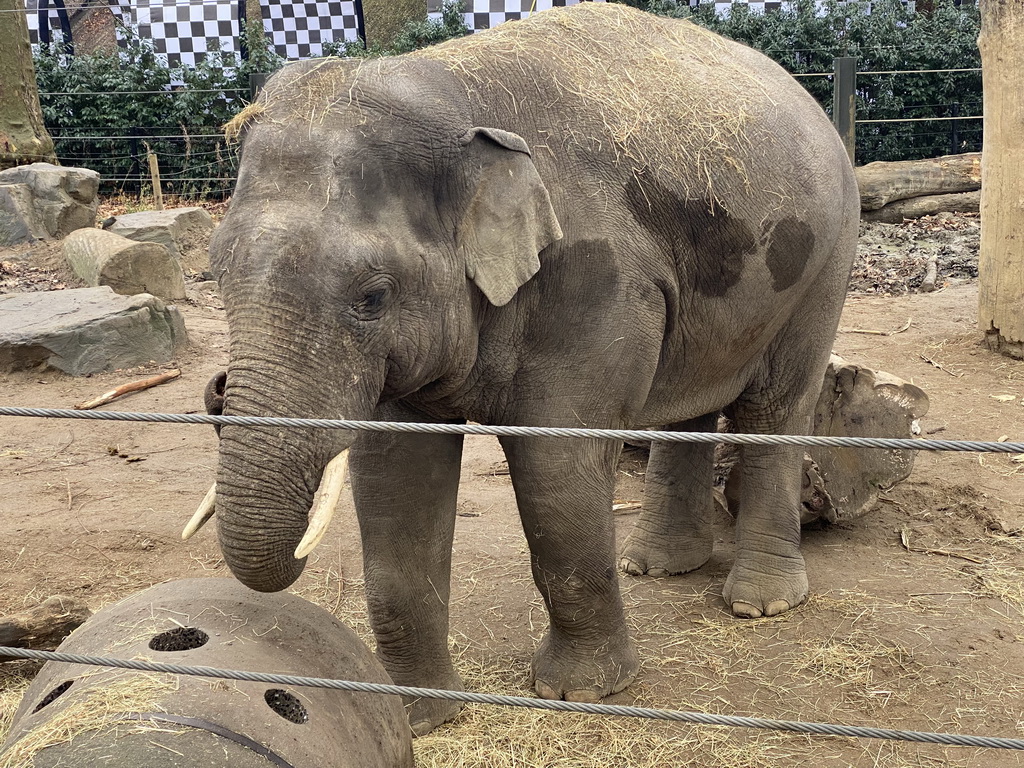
[33,0,980,195]
[33,21,282,197]
[650,0,981,163]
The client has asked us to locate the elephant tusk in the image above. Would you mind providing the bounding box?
[294,449,349,560]
[182,483,217,541]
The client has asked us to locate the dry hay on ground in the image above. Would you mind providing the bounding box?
[0,672,178,768]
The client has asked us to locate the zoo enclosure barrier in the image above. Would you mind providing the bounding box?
[1,646,1024,751]
[801,58,983,164]
[2,406,1024,752]
[36,60,982,197]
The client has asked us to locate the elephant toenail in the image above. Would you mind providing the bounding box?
[566,689,602,704]
[534,680,560,700]
[731,601,763,619]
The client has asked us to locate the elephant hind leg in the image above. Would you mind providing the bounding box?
[618,413,719,578]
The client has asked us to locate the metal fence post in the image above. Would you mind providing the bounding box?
[249,73,268,101]
[832,57,857,165]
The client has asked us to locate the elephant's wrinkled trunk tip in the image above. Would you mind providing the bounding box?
[294,449,350,559]
[182,482,217,540]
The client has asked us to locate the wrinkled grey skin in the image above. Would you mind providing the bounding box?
[209,7,858,736]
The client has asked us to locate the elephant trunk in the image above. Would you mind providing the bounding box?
[212,364,375,593]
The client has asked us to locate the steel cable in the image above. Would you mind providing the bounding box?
[1,647,1022,750]
[0,408,1021,454]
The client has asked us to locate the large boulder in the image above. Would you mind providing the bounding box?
[0,163,99,245]
[107,207,214,273]
[0,287,187,375]
[64,228,186,301]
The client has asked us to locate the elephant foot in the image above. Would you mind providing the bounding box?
[405,687,464,737]
[617,528,713,577]
[722,551,808,618]
[531,629,640,703]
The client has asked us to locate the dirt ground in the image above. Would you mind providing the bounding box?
[1,210,1023,767]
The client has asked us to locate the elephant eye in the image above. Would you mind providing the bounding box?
[353,286,390,320]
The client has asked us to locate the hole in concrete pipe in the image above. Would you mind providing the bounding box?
[264,689,309,724]
[148,627,209,652]
[33,680,73,713]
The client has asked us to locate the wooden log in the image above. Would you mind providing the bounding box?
[63,227,186,301]
[856,153,981,211]
[653,356,929,526]
[804,356,929,523]
[861,191,981,224]
[0,596,91,653]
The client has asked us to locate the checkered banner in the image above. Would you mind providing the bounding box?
[25,0,73,47]
[42,0,362,66]
[428,0,606,33]
[261,0,360,60]
[109,0,239,67]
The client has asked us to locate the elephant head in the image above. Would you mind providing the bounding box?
[187,59,562,592]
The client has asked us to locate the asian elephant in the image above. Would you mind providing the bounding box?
[191,3,858,735]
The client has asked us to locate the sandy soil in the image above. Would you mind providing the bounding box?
[1,212,1022,767]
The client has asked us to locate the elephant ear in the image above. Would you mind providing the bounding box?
[457,127,563,307]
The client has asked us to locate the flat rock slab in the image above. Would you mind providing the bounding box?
[108,207,214,273]
[0,163,99,245]
[0,287,187,376]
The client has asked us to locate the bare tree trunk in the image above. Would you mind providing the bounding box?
[978,0,1024,359]
[0,0,56,170]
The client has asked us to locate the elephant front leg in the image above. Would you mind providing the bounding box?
[619,414,718,577]
[501,435,640,703]
[351,405,464,736]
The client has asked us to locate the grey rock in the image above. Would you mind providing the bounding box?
[108,207,214,272]
[0,184,45,245]
[64,228,186,301]
[0,163,100,244]
[0,287,187,376]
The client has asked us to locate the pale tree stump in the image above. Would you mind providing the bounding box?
[0,596,91,654]
[714,356,928,525]
[63,227,186,301]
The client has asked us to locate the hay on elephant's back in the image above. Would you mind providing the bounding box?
[414,3,775,202]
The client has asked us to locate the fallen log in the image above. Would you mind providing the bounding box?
[856,152,981,211]
[0,596,91,654]
[861,191,981,224]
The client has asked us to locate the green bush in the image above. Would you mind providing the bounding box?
[644,0,982,163]
[34,21,282,197]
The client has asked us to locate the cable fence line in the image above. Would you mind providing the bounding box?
[39,89,247,96]
[858,115,983,124]
[1,646,1022,750]
[1,408,1021,454]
